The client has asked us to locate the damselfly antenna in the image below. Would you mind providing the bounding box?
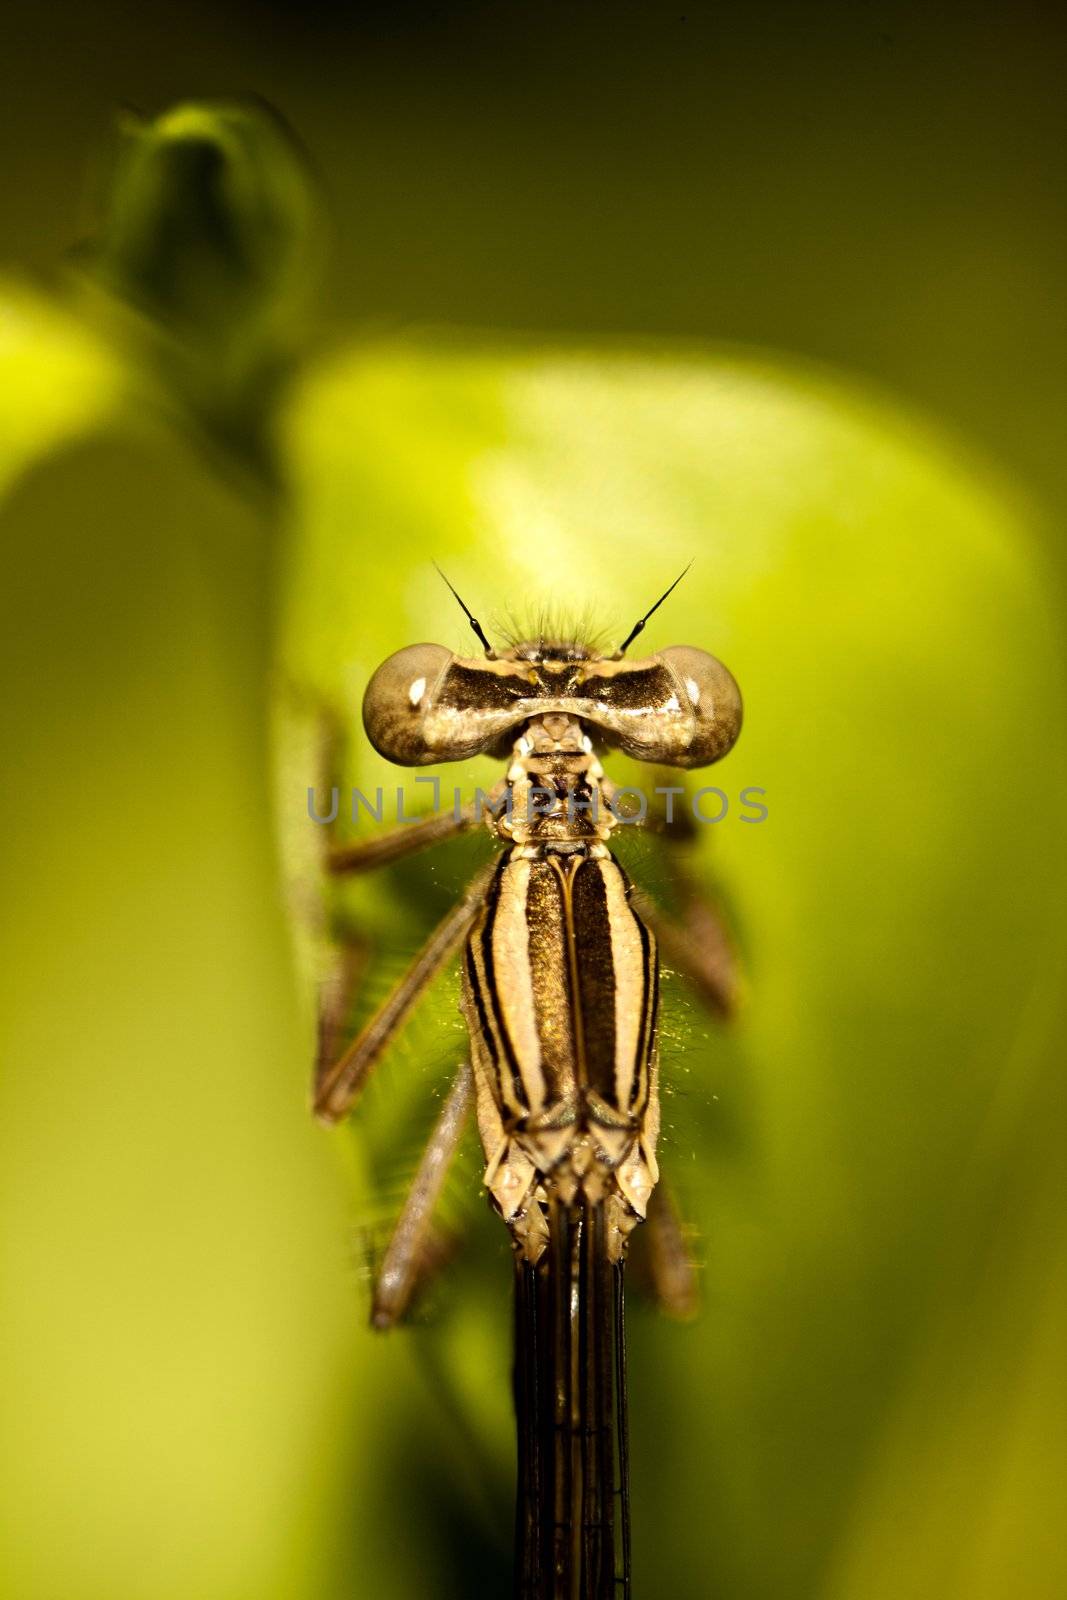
[615,561,693,656]
[433,562,496,657]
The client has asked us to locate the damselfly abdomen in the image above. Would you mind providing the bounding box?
[311,572,742,1598]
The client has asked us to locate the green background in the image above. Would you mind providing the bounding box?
[1,7,1064,1600]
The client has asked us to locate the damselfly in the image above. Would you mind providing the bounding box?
[311,569,742,1598]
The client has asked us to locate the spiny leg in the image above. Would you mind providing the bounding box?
[632,888,739,1019]
[642,1182,700,1321]
[327,801,483,876]
[302,701,485,1316]
[307,692,488,875]
[293,698,371,1096]
[303,699,375,1085]
[371,1061,474,1329]
[654,792,741,1017]
[604,775,741,1018]
[305,694,492,1101]
[314,865,493,1125]
[315,926,371,1095]
[305,694,350,860]
[313,865,475,1103]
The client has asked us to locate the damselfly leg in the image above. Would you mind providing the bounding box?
[370,1060,474,1329]
[604,776,741,1020]
[637,1181,701,1323]
[309,704,489,1120]
[314,868,490,1124]
[315,924,371,1086]
[326,802,482,875]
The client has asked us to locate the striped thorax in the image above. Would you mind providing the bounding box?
[463,710,661,1264]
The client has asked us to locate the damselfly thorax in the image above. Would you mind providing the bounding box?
[462,704,661,1269]
[309,575,742,1600]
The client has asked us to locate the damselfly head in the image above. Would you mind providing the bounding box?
[362,638,742,770]
[362,563,741,768]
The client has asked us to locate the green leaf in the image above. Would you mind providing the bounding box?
[90,101,322,356]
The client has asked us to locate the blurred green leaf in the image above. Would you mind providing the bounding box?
[0,280,122,495]
[91,100,322,353]
[76,100,324,470]
[0,267,374,1600]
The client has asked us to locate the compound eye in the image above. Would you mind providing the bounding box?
[362,643,453,765]
[659,645,743,767]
